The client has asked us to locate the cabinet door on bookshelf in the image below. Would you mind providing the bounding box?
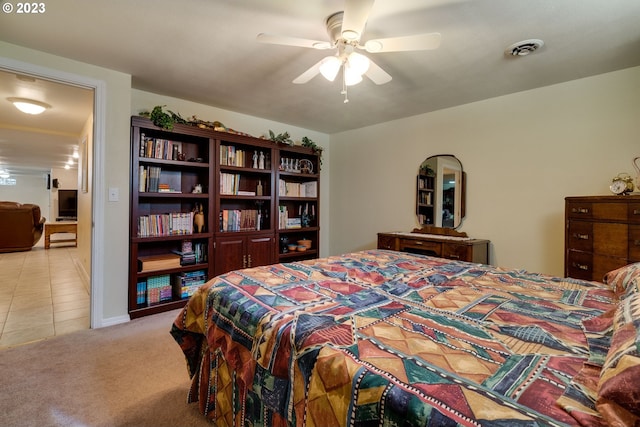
[247,235,275,269]
[214,235,245,274]
[214,235,275,276]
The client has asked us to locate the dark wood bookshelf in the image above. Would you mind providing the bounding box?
[129,116,320,317]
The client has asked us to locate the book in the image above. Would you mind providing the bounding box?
[137,254,181,272]
[146,274,172,306]
[172,270,207,299]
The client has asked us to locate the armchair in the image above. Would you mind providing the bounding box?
[0,201,46,252]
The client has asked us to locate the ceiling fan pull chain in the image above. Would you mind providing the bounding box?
[342,66,349,103]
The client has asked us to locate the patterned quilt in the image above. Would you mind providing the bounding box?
[171,250,619,427]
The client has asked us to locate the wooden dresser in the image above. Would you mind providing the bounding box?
[565,195,640,281]
[378,226,490,264]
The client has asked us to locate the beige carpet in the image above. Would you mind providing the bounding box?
[0,309,212,427]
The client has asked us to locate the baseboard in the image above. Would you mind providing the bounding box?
[99,315,131,328]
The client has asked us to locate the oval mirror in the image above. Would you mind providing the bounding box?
[417,155,465,228]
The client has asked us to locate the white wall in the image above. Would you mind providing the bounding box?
[329,66,640,277]
[0,170,50,218]
[50,166,78,219]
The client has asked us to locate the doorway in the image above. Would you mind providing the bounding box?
[0,56,107,341]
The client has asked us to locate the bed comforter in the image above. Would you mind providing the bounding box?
[171,250,640,427]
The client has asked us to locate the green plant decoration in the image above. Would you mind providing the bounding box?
[140,105,187,130]
[302,136,323,168]
[268,130,293,145]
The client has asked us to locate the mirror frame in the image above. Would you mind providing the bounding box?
[416,154,465,229]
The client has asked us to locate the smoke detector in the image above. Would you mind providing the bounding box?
[505,39,544,57]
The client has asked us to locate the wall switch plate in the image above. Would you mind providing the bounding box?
[108,187,119,202]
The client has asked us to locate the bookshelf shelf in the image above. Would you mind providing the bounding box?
[129,116,321,317]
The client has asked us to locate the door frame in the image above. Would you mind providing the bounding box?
[0,56,107,328]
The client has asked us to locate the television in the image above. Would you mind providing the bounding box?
[58,189,78,220]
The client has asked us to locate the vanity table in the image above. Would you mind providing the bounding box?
[378,226,490,264]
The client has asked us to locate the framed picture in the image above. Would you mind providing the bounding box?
[81,135,88,193]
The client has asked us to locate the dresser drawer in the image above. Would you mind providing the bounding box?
[400,238,441,256]
[630,204,640,224]
[377,235,397,250]
[567,202,628,221]
[567,221,592,252]
[567,221,627,257]
[567,250,629,282]
[566,250,592,280]
[441,243,470,261]
[630,225,640,261]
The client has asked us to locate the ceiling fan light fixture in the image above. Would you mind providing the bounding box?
[347,52,370,75]
[8,97,51,115]
[364,40,383,52]
[312,41,332,49]
[341,29,359,41]
[319,56,342,81]
[344,67,363,86]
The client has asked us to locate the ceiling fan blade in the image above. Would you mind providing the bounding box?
[342,0,375,41]
[364,33,441,53]
[292,59,326,84]
[364,58,392,85]
[257,33,332,49]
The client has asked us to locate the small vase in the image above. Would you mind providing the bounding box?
[194,212,205,233]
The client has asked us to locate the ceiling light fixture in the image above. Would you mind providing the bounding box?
[7,97,51,115]
[318,44,371,103]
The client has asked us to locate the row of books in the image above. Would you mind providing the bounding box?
[140,135,183,160]
[220,209,262,232]
[220,172,242,195]
[220,145,247,167]
[278,206,292,229]
[139,166,183,193]
[220,173,258,196]
[278,180,317,198]
[136,270,207,306]
[172,241,208,265]
[172,270,207,299]
[137,274,173,306]
[418,192,432,205]
[137,212,195,237]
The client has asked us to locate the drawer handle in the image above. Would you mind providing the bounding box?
[572,207,590,214]
[448,254,460,259]
[572,262,589,271]
[573,233,590,240]
[634,209,640,216]
[414,241,423,245]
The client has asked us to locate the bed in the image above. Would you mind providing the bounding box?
[171,249,640,426]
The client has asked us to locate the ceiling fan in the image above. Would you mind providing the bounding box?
[257,0,441,102]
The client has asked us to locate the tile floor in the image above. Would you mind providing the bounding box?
[0,240,90,349]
